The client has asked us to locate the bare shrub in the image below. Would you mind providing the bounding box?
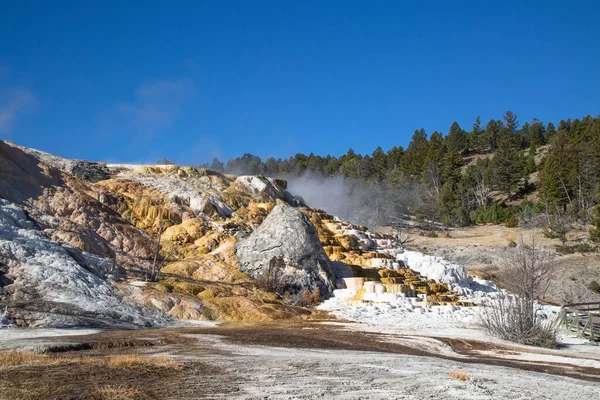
[393,225,414,246]
[480,234,558,348]
[541,212,576,246]
[479,294,557,348]
[282,287,322,307]
[502,235,556,302]
[301,287,321,306]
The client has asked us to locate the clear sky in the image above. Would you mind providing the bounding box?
[1,1,599,164]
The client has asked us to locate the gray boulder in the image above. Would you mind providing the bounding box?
[235,204,335,297]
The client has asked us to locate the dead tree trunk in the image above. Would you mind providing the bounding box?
[149,219,163,282]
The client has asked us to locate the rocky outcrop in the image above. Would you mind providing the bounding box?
[235,204,336,297]
[0,199,168,327]
[0,139,473,327]
[3,140,110,182]
[235,176,303,206]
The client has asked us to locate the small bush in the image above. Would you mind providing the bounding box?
[426,232,439,238]
[556,242,596,254]
[504,215,519,228]
[588,280,600,293]
[507,240,517,248]
[555,245,576,254]
[576,243,597,253]
[471,203,519,225]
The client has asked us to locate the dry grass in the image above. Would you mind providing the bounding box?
[0,352,60,370]
[88,385,143,400]
[448,371,471,381]
[104,354,183,370]
[0,351,183,371]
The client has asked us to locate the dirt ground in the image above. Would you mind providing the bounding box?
[1,321,599,399]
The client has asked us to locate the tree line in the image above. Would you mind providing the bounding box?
[201,112,600,237]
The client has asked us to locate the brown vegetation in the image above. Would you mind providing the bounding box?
[448,371,471,381]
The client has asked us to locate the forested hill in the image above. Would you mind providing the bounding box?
[198,112,600,235]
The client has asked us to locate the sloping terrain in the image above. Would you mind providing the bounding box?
[2,140,444,327]
[0,141,326,326]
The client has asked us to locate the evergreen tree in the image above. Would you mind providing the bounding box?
[369,146,388,183]
[484,119,503,150]
[402,129,429,178]
[529,119,546,147]
[386,146,404,169]
[210,157,225,172]
[545,122,557,142]
[439,151,464,224]
[446,121,468,155]
[503,111,519,133]
[264,157,279,174]
[538,131,573,210]
[492,132,523,198]
[469,116,484,152]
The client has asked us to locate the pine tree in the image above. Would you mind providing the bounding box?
[545,122,557,142]
[503,111,519,133]
[210,157,225,172]
[438,151,464,224]
[469,116,484,152]
[402,129,429,178]
[369,146,388,183]
[484,119,503,150]
[529,119,545,147]
[492,133,523,198]
[538,131,573,210]
[446,121,468,155]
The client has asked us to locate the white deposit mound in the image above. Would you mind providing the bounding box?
[0,199,168,328]
[318,220,509,333]
[400,250,468,286]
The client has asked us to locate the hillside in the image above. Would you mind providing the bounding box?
[216,113,600,236]
[1,140,600,400]
[1,140,465,327]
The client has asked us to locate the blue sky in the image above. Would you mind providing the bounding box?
[1,1,599,164]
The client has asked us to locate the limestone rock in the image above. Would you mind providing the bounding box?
[0,199,168,327]
[2,140,110,182]
[235,176,303,206]
[235,204,336,296]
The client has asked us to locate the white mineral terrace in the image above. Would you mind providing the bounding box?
[317,219,532,333]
